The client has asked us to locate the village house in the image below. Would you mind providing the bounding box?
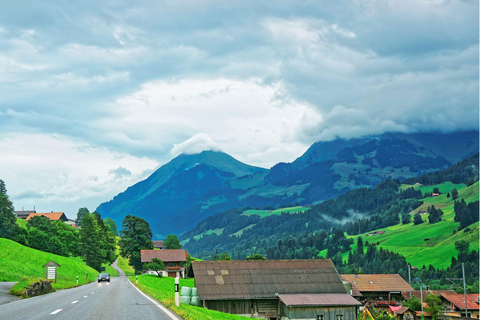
[439,292,479,319]
[341,274,413,308]
[26,212,69,222]
[152,240,165,249]
[140,249,187,278]
[193,259,360,320]
[394,306,415,320]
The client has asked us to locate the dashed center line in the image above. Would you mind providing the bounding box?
[84,295,88,298]
[71,300,78,304]
[91,292,94,294]
[50,309,63,315]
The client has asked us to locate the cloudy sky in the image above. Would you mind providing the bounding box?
[0,0,478,218]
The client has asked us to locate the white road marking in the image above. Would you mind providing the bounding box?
[129,280,179,320]
[50,309,62,315]
[71,300,78,304]
[91,292,94,294]
[84,295,88,298]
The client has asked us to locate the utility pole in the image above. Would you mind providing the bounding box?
[420,280,424,320]
[408,265,412,299]
[447,263,469,318]
[462,263,468,318]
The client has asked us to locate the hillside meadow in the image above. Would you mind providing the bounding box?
[320,181,479,269]
[0,238,99,295]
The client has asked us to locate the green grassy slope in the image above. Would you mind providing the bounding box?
[0,238,99,292]
[320,181,479,269]
[362,182,477,268]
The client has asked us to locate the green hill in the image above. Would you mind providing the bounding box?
[327,181,479,269]
[0,238,99,293]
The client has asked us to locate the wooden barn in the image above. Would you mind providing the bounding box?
[192,259,360,320]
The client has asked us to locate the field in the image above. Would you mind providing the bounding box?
[130,274,250,320]
[0,238,99,295]
[319,181,479,269]
[242,206,310,218]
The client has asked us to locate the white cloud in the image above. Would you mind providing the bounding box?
[171,133,223,157]
[0,133,158,218]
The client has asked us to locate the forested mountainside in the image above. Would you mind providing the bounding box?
[97,131,478,238]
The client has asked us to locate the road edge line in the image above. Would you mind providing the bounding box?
[128,279,182,320]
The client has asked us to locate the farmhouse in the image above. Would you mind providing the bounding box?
[193,259,360,320]
[341,274,413,305]
[26,212,68,222]
[15,210,36,219]
[439,292,479,319]
[140,249,186,278]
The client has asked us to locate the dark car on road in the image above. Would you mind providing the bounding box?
[98,273,110,283]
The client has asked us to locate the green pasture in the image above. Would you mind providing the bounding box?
[130,274,250,320]
[0,238,99,295]
[340,182,479,269]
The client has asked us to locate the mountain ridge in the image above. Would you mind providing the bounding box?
[96,130,479,238]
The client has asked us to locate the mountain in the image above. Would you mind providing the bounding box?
[96,130,478,238]
[96,151,266,238]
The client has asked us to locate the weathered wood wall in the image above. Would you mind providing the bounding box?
[205,299,251,315]
[281,305,357,320]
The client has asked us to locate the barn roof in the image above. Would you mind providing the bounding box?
[193,259,347,300]
[278,293,360,307]
[140,249,186,263]
[341,274,413,292]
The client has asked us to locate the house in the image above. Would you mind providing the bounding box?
[341,274,413,306]
[366,231,385,236]
[26,212,68,222]
[418,211,427,215]
[152,240,165,249]
[15,210,36,219]
[193,259,360,320]
[439,292,479,319]
[140,249,187,278]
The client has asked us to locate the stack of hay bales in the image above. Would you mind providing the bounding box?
[180,286,200,306]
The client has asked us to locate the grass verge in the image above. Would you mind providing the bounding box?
[130,274,250,320]
[117,255,135,276]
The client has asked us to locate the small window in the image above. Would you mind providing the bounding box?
[337,315,344,320]
[317,315,324,320]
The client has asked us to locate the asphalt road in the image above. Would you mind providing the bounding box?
[0,271,182,320]
[0,282,19,305]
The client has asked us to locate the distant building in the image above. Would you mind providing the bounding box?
[193,259,360,320]
[26,212,68,222]
[15,210,36,219]
[152,240,165,249]
[141,249,186,278]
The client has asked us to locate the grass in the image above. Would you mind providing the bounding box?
[242,206,309,218]
[16,218,28,229]
[102,263,119,277]
[0,238,99,296]
[117,255,135,276]
[130,274,250,320]
[400,182,467,194]
[333,182,479,269]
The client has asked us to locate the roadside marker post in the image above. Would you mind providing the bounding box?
[136,275,138,284]
[76,276,78,284]
[175,277,179,307]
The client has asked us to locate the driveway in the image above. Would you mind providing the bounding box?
[0,282,19,305]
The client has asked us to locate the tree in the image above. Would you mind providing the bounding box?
[144,258,164,277]
[246,254,267,260]
[425,293,442,320]
[451,188,458,200]
[0,179,24,243]
[119,215,153,272]
[413,213,424,225]
[432,187,440,194]
[402,297,422,311]
[454,240,469,254]
[164,234,181,249]
[104,218,118,236]
[76,207,90,226]
[220,252,232,261]
[79,213,104,271]
[356,236,364,254]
